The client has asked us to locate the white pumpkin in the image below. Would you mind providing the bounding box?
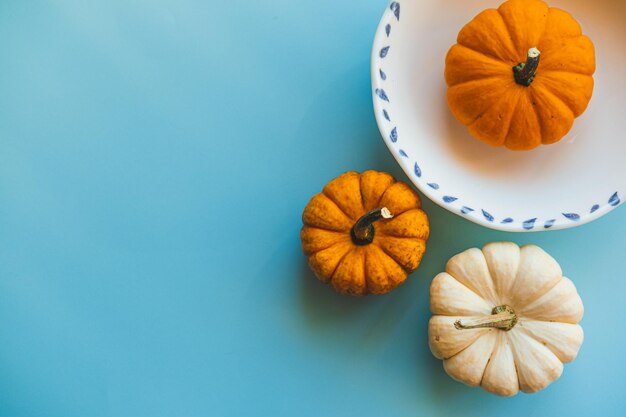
[428,242,584,396]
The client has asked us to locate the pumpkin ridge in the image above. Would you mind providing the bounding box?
[448,77,517,126]
[482,242,520,304]
[498,0,550,59]
[358,171,396,211]
[445,46,513,87]
[504,93,543,149]
[516,320,584,362]
[509,245,564,308]
[378,245,411,287]
[364,246,405,293]
[377,209,429,239]
[508,333,522,391]
[471,81,518,126]
[361,249,377,292]
[429,316,489,359]
[509,332,526,391]
[354,173,366,217]
[537,35,596,75]
[540,7,583,41]
[328,247,357,288]
[530,87,575,142]
[496,7,517,59]
[378,245,411,274]
[323,172,370,221]
[452,43,516,74]
[302,193,354,232]
[535,72,594,117]
[378,183,423,216]
[321,188,360,222]
[541,47,595,78]
[332,248,369,295]
[307,240,354,283]
[517,277,584,323]
[478,337,498,387]
[452,77,517,126]
[508,329,563,393]
[481,332,519,396]
[527,91,543,144]
[446,332,491,361]
[469,86,522,145]
[446,249,500,305]
[533,7,551,56]
[532,84,576,116]
[301,227,351,255]
[444,332,499,386]
[457,8,518,62]
[376,241,412,273]
[515,276,562,310]
[437,274,493,314]
[430,272,493,316]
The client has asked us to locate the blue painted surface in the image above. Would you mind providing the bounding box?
[0,1,624,416]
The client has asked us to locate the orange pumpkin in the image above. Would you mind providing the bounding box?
[301,171,429,296]
[445,0,596,151]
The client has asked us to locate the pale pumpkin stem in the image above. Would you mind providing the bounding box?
[454,305,518,332]
[350,207,393,245]
[513,48,541,87]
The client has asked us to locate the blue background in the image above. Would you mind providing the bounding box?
[0,1,624,416]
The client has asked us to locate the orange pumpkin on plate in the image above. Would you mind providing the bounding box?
[445,0,596,151]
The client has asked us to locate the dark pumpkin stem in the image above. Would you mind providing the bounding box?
[454,305,518,332]
[513,47,541,87]
[350,207,393,245]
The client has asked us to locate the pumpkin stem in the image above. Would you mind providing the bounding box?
[350,207,393,245]
[513,48,541,87]
[454,305,518,331]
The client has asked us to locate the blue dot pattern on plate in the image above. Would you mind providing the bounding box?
[563,213,581,221]
[390,2,400,20]
[523,218,537,230]
[375,88,389,102]
[372,1,622,230]
[413,162,422,178]
[482,210,494,222]
[390,127,398,143]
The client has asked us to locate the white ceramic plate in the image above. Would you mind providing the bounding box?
[371,0,625,232]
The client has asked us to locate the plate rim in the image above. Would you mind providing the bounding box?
[370,0,622,232]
